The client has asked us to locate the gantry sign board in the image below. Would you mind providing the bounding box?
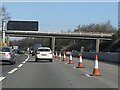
[7,21,38,31]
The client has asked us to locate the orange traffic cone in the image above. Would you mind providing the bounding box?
[55,52,58,58]
[59,52,62,59]
[53,53,55,58]
[62,53,66,61]
[76,53,83,68]
[92,55,100,76]
[68,53,73,64]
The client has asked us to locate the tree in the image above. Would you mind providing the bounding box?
[74,21,117,33]
[0,6,11,43]
[0,6,11,31]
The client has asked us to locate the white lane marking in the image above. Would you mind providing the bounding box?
[0,76,6,81]
[8,68,18,74]
[22,54,29,63]
[73,67,76,69]
[22,61,26,63]
[25,54,29,61]
[65,63,68,65]
[18,64,23,68]
[85,74,92,78]
[25,59,28,62]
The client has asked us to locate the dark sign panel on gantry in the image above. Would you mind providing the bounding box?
[7,21,38,31]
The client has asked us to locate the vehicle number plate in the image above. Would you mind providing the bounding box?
[41,54,47,56]
[0,53,5,56]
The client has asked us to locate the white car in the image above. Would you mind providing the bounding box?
[66,51,71,56]
[35,47,53,62]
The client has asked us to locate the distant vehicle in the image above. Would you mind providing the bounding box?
[35,47,53,62]
[17,49,25,54]
[89,50,95,52]
[72,50,78,52]
[65,50,71,56]
[12,49,25,54]
[31,44,42,56]
[0,46,16,65]
[13,46,19,50]
[29,48,33,54]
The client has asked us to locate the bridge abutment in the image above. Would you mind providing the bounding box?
[50,37,55,52]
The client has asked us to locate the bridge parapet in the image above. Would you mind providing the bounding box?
[6,31,113,39]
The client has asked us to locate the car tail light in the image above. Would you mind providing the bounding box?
[8,52,12,56]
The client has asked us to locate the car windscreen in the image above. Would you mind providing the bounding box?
[38,49,50,52]
[1,47,11,52]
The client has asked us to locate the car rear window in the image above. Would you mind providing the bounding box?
[0,47,2,52]
[38,49,50,52]
[2,47,11,52]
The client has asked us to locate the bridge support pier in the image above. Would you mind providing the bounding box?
[50,37,55,53]
[96,39,100,52]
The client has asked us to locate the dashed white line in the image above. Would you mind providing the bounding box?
[25,59,28,62]
[0,76,6,81]
[22,61,26,63]
[1,54,30,81]
[8,68,18,74]
[85,74,92,78]
[18,64,23,68]
[25,54,29,61]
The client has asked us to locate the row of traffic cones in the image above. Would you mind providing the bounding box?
[53,52,62,59]
[54,52,100,76]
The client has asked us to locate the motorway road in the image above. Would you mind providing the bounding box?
[1,54,28,76]
[1,54,119,89]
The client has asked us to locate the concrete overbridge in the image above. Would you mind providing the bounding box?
[5,31,114,52]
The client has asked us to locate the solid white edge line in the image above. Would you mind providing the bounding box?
[18,64,23,68]
[0,76,6,81]
[85,74,92,78]
[8,68,18,74]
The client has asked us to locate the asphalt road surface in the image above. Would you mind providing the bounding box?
[1,54,28,76]
[1,54,119,89]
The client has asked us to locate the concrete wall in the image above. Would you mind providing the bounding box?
[72,52,120,64]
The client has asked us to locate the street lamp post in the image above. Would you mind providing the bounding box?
[2,20,6,43]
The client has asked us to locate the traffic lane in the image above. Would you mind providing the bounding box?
[2,55,116,88]
[2,56,72,88]
[58,56,118,88]
[1,54,28,76]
